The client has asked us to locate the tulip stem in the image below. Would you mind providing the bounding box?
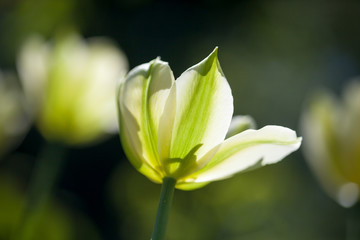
[14,142,66,240]
[151,177,176,240]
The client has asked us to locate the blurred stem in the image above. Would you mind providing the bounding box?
[151,177,176,240]
[14,142,67,240]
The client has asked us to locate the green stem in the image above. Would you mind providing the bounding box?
[151,177,176,240]
[14,142,66,240]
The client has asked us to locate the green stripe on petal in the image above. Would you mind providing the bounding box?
[117,83,161,183]
[167,48,233,175]
[118,58,175,182]
[180,126,301,183]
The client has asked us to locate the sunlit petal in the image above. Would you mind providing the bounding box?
[175,181,210,191]
[168,48,233,174]
[180,126,301,183]
[118,59,175,181]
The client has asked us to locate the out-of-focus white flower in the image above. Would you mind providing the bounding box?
[17,32,128,145]
[301,80,360,208]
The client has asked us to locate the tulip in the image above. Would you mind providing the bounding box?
[301,81,360,208]
[118,48,301,189]
[14,33,128,240]
[117,48,301,240]
[18,32,128,145]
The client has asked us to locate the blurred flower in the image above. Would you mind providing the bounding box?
[301,80,360,208]
[117,48,301,190]
[225,115,257,138]
[0,71,29,158]
[17,32,128,145]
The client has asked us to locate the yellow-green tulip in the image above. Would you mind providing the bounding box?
[301,80,360,208]
[117,48,301,190]
[17,33,128,145]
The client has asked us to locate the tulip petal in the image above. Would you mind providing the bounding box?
[168,48,233,175]
[157,83,176,163]
[118,58,175,182]
[175,181,210,191]
[180,126,301,183]
[226,115,257,138]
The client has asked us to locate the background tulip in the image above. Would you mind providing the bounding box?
[301,80,360,208]
[17,32,128,145]
[11,32,128,240]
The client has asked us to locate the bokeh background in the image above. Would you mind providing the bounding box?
[1,0,360,239]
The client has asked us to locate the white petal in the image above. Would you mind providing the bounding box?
[118,59,175,181]
[180,125,301,183]
[169,48,233,167]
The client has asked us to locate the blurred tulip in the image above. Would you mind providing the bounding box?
[17,32,128,145]
[225,115,257,138]
[301,80,360,208]
[117,47,302,190]
[0,72,29,158]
